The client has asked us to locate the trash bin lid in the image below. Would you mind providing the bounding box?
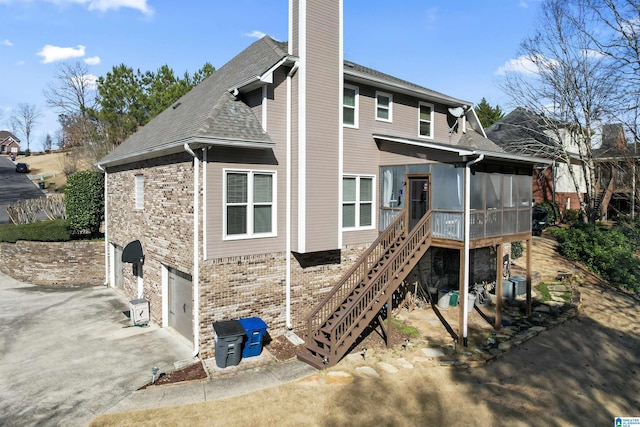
[213,320,245,337]
[238,317,268,331]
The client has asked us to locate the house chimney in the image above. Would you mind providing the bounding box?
[289,0,343,253]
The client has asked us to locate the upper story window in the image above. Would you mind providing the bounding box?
[376,91,393,122]
[343,84,359,128]
[419,102,434,138]
[224,170,276,239]
[135,174,144,210]
[342,175,374,230]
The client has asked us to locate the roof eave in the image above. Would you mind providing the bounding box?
[96,136,275,169]
[373,133,551,166]
[229,55,298,94]
[344,68,472,107]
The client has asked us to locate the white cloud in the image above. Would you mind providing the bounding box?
[70,73,98,90]
[6,0,153,15]
[244,30,266,39]
[519,0,529,8]
[1,39,13,47]
[37,44,86,63]
[84,55,101,65]
[86,0,153,15]
[495,54,557,76]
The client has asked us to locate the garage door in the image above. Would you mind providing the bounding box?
[168,268,193,343]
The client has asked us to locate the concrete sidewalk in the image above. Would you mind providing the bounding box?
[105,355,317,413]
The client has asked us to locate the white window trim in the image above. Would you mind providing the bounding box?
[418,101,434,139]
[134,174,144,210]
[375,91,393,122]
[342,174,376,231]
[223,169,277,240]
[343,84,359,129]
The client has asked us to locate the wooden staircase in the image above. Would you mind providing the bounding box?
[297,209,433,368]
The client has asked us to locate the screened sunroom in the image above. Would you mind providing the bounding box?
[379,163,533,242]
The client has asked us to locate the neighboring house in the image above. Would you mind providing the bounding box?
[592,123,639,220]
[97,0,546,367]
[486,108,587,213]
[0,131,20,156]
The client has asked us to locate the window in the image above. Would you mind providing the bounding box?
[419,102,434,138]
[225,170,275,238]
[376,91,392,122]
[343,175,374,229]
[135,174,144,209]
[343,85,359,127]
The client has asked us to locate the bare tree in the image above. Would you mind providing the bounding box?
[500,0,620,222]
[10,103,42,152]
[43,61,97,117]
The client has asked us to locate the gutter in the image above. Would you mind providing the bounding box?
[462,154,485,347]
[184,143,200,357]
[96,163,109,287]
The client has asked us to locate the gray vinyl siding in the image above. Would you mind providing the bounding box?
[298,0,341,253]
[205,72,289,259]
[246,88,262,127]
[346,81,463,146]
[341,82,462,245]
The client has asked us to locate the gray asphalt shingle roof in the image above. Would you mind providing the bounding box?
[98,36,287,166]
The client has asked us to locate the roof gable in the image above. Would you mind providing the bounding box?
[99,36,288,166]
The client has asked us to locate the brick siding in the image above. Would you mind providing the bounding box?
[0,241,104,286]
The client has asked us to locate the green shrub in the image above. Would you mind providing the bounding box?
[511,241,523,260]
[65,170,104,236]
[549,224,640,292]
[563,209,580,224]
[0,219,71,243]
[536,201,560,225]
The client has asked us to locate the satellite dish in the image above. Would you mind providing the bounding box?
[448,107,465,118]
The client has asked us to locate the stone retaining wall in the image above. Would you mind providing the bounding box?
[0,241,104,286]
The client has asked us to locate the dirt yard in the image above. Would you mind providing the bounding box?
[12,151,92,192]
[90,236,640,426]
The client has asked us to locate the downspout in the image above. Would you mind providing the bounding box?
[285,61,299,329]
[97,164,109,287]
[185,143,200,357]
[462,153,484,347]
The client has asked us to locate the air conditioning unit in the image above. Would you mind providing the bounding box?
[130,298,150,326]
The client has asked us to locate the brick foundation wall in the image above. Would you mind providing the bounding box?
[198,244,368,359]
[0,241,104,286]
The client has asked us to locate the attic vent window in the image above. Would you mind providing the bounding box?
[172,102,181,110]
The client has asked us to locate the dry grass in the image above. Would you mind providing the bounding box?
[89,236,640,426]
[15,151,93,192]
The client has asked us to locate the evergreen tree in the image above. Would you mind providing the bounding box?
[475,98,504,128]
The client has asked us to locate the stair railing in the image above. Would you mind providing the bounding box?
[329,211,432,349]
[303,209,407,340]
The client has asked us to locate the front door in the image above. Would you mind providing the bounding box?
[407,175,431,231]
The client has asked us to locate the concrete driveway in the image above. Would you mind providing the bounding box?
[0,156,45,224]
[0,272,194,426]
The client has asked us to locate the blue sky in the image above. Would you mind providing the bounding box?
[0,0,540,150]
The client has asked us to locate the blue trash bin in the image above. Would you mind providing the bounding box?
[238,317,268,358]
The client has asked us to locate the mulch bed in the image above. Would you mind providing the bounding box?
[264,335,300,361]
[138,361,208,389]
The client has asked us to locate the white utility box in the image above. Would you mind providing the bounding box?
[130,298,150,326]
